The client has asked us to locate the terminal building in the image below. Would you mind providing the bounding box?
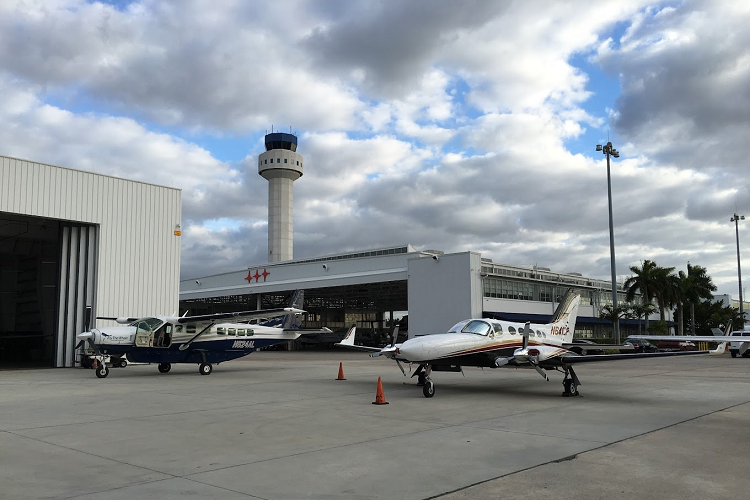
[179,244,650,344]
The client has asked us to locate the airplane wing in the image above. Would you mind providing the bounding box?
[282,327,333,334]
[629,335,750,342]
[176,307,304,324]
[554,350,709,365]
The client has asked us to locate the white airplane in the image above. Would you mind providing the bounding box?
[77,290,331,378]
[337,290,708,398]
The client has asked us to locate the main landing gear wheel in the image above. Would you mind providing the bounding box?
[563,379,579,397]
[422,380,435,398]
[114,358,127,368]
[158,363,171,373]
[95,365,109,379]
[199,362,213,375]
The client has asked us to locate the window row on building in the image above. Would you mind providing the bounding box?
[260,158,301,166]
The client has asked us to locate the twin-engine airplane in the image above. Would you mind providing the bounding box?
[77,291,330,378]
[337,290,707,398]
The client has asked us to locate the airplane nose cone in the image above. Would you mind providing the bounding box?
[77,331,93,340]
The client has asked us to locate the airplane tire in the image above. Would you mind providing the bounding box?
[199,363,212,375]
[119,359,128,368]
[422,380,435,398]
[95,365,109,379]
[158,363,171,373]
[563,380,579,397]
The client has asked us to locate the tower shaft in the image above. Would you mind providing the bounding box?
[258,132,303,262]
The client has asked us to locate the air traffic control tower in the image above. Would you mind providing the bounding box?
[258,132,303,262]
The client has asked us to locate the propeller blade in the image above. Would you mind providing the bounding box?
[522,322,531,350]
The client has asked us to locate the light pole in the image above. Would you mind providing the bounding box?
[596,142,620,343]
[731,213,745,329]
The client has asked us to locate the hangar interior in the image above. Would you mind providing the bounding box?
[0,213,60,366]
[180,281,409,346]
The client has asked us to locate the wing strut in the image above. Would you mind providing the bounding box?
[178,322,216,351]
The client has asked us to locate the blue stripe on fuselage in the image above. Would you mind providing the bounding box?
[97,338,286,364]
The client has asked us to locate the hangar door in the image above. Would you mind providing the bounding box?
[56,223,97,367]
[0,213,96,368]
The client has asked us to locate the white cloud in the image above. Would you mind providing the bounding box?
[1,0,749,299]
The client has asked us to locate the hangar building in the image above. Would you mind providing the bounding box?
[179,245,652,343]
[1,156,181,367]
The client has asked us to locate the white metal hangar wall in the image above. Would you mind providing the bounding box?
[0,156,182,367]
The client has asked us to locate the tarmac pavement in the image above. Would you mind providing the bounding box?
[1,351,748,499]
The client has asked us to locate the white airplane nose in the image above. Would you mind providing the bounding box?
[77,331,93,340]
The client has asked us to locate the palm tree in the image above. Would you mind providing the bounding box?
[624,260,661,332]
[599,304,630,338]
[683,263,716,335]
[629,302,657,336]
[653,265,677,324]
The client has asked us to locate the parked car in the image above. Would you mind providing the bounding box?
[728,331,750,358]
[623,338,657,353]
[569,339,604,355]
[656,339,697,352]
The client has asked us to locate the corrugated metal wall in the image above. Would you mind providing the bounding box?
[1,155,182,366]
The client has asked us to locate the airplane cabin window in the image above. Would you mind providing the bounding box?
[246,329,254,336]
[237,329,245,335]
[186,325,196,334]
[217,327,226,335]
[228,328,236,336]
[508,326,517,334]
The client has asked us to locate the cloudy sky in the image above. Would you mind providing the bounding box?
[2,0,749,298]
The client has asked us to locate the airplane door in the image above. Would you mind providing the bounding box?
[134,321,154,347]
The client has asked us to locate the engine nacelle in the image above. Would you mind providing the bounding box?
[513,345,563,364]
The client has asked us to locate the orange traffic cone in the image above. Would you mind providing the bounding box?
[372,376,389,405]
[336,362,346,380]
[91,359,98,370]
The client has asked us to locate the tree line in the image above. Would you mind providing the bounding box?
[599,260,744,336]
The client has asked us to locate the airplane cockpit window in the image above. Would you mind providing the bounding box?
[508,326,517,334]
[461,320,492,336]
[448,320,470,333]
[130,317,164,331]
[537,330,545,338]
[492,323,503,335]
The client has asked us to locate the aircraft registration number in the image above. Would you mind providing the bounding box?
[232,340,255,349]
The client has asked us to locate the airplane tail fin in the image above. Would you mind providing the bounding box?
[548,289,580,343]
[336,324,357,347]
[282,290,305,329]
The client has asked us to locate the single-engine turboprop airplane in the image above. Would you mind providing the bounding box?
[77,291,330,378]
[337,290,707,398]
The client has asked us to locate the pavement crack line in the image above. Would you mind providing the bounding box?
[421,400,750,500]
